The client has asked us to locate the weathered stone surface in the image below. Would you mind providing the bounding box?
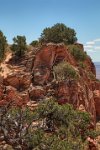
[29,85,46,100]
[32,43,100,124]
[0,86,29,106]
[4,73,32,90]
[0,84,4,100]
[54,80,96,124]
[0,43,99,125]
[33,43,76,85]
[94,90,100,120]
[84,57,96,75]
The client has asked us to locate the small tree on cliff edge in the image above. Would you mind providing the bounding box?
[0,30,7,61]
[39,23,77,44]
[11,35,27,57]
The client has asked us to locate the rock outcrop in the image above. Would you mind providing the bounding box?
[33,43,76,85]
[0,43,100,125]
[33,43,99,124]
[4,72,32,90]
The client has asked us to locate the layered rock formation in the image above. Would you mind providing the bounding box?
[0,43,100,125]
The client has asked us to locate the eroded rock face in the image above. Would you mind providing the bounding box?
[29,85,46,100]
[84,57,96,75]
[0,43,100,125]
[0,85,29,106]
[4,73,32,91]
[32,43,100,124]
[0,84,4,100]
[53,80,96,124]
[33,43,76,85]
[94,91,100,119]
[94,87,100,120]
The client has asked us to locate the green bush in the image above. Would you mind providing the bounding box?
[0,98,97,149]
[39,23,77,44]
[53,61,79,81]
[11,35,27,57]
[36,98,92,150]
[30,40,40,47]
[0,30,7,61]
[68,45,87,61]
[78,62,86,69]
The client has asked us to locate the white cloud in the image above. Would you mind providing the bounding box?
[94,46,100,50]
[84,45,93,49]
[84,38,100,62]
[86,41,95,45]
[94,38,100,42]
[84,38,100,52]
[86,49,94,52]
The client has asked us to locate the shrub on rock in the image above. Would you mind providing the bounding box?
[11,35,27,57]
[68,45,87,61]
[0,30,7,61]
[39,23,77,44]
[53,61,79,81]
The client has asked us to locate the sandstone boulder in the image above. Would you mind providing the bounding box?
[4,73,32,91]
[29,85,46,100]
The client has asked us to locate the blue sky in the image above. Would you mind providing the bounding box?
[0,0,100,62]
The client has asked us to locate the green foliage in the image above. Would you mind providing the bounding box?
[87,71,96,80]
[53,61,79,81]
[0,30,7,61]
[37,98,91,132]
[0,105,36,149]
[8,106,36,124]
[35,98,92,149]
[26,129,44,149]
[11,35,27,57]
[87,130,100,139]
[0,98,97,150]
[30,40,40,47]
[78,61,86,69]
[68,45,87,61]
[39,23,77,44]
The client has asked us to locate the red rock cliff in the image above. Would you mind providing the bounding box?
[0,43,100,125]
